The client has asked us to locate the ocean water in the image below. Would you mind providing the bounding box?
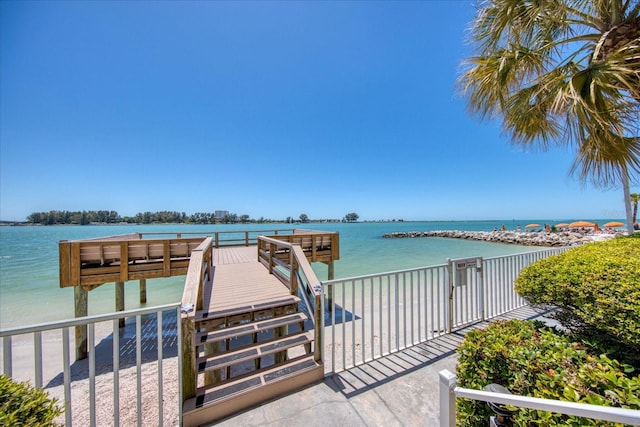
[0,219,613,328]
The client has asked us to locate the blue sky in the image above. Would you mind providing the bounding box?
[1,1,636,222]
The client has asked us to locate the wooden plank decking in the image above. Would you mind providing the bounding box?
[204,246,291,313]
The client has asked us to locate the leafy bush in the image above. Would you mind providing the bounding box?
[456,320,640,426]
[514,235,640,365]
[0,374,62,426]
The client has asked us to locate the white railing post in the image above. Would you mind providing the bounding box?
[439,369,457,427]
[446,259,453,334]
[477,258,485,321]
[2,336,12,376]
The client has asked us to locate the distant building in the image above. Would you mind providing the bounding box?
[215,210,229,219]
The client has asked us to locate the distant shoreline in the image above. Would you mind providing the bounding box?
[1,218,625,227]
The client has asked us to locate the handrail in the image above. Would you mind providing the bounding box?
[264,230,340,262]
[138,229,296,247]
[439,370,640,426]
[257,236,323,362]
[180,237,213,400]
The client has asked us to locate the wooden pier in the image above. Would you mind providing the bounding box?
[59,228,339,425]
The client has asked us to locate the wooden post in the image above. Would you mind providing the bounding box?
[116,282,125,328]
[204,339,221,385]
[74,286,88,360]
[139,279,147,304]
[274,325,288,363]
[181,316,196,401]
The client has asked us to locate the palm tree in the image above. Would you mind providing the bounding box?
[631,192,640,224]
[459,0,640,235]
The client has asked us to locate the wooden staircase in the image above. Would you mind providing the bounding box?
[182,295,324,426]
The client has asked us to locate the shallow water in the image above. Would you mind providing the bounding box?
[0,219,609,327]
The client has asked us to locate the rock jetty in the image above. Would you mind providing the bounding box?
[382,230,620,247]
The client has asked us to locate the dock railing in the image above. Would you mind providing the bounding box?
[138,229,296,248]
[179,237,213,401]
[439,370,640,426]
[321,247,569,374]
[257,236,324,362]
[0,303,181,427]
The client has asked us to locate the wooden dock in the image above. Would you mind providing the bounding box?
[58,229,340,425]
[180,234,337,426]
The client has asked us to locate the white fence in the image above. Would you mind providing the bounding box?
[439,370,640,426]
[321,247,567,374]
[0,303,181,427]
[0,247,569,425]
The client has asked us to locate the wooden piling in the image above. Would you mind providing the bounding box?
[74,286,88,360]
[115,282,125,328]
[139,279,147,304]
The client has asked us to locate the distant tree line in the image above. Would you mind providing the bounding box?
[24,210,358,225]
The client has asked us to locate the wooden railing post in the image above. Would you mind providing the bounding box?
[269,243,275,274]
[290,254,298,295]
[314,293,322,362]
[181,314,196,400]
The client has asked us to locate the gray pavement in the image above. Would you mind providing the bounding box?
[211,306,548,426]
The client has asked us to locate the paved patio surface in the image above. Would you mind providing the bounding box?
[211,306,550,426]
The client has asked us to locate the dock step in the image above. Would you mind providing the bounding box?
[195,296,301,329]
[182,354,324,427]
[195,312,307,347]
[196,331,313,374]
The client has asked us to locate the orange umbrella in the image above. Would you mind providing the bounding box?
[555,223,570,227]
[525,223,541,228]
[603,221,624,228]
[570,221,595,227]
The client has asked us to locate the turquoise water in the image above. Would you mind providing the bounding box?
[0,220,612,328]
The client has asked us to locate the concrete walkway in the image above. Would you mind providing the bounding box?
[211,306,548,426]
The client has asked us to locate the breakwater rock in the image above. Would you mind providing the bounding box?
[381,230,619,247]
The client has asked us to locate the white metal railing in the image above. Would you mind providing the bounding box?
[482,248,568,319]
[439,370,640,426]
[322,264,449,373]
[321,248,568,374]
[0,303,181,427]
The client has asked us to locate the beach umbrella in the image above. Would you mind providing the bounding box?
[569,221,595,227]
[603,221,624,228]
[525,223,540,228]
[555,223,570,227]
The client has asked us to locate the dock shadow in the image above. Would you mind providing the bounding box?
[45,310,179,389]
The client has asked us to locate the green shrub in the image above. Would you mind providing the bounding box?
[0,374,63,426]
[456,320,640,426]
[514,235,640,365]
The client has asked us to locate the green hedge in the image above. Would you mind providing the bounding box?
[456,320,640,426]
[514,235,640,364]
[0,375,62,426]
